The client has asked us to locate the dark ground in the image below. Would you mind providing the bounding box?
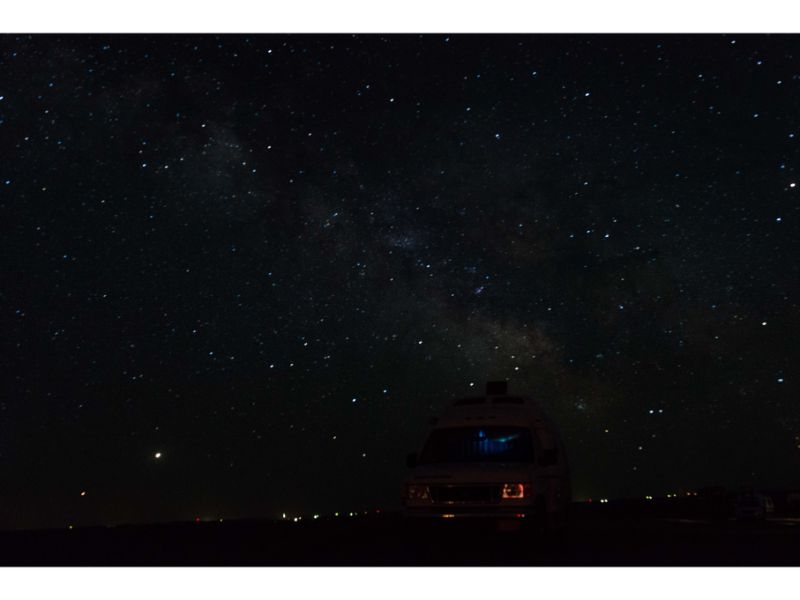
[2,501,800,566]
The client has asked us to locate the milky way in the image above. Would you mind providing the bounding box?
[1,34,798,529]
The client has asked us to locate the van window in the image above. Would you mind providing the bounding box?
[418,427,535,464]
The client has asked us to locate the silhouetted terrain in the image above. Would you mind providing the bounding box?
[2,501,800,566]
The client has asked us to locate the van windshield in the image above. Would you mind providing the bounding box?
[418,426,535,464]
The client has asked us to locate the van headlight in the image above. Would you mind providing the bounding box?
[406,484,431,501]
[501,483,530,499]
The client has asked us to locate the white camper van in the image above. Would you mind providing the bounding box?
[403,382,571,529]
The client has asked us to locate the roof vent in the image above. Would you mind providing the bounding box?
[485,381,508,396]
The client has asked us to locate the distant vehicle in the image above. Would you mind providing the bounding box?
[734,491,775,521]
[403,381,571,530]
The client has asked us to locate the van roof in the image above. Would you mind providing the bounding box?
[453,395,526,406]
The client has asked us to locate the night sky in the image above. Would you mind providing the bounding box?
[1,34,799,530]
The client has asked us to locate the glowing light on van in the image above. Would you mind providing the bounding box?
[406,484,431,501]
[501,483,526,499]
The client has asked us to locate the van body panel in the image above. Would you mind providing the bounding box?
[403,388,571,526]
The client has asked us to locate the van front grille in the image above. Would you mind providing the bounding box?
[428,485,502,504]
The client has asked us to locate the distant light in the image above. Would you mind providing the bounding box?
[154,452,162,459]
[762,321,767,326]
[68,525,74,530]
[80,491,86,497]
[777,378,784,383]
[282,513,286,519]
[776,217,782,222]
[293,517,298,522]
[313,514,319,520]
[195,517,200,523]
[790,183,796,188]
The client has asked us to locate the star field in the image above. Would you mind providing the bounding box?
[1,34,799,529]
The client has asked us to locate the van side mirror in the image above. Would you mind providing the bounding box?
[406,452,418,468]
[539,448,558,466]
